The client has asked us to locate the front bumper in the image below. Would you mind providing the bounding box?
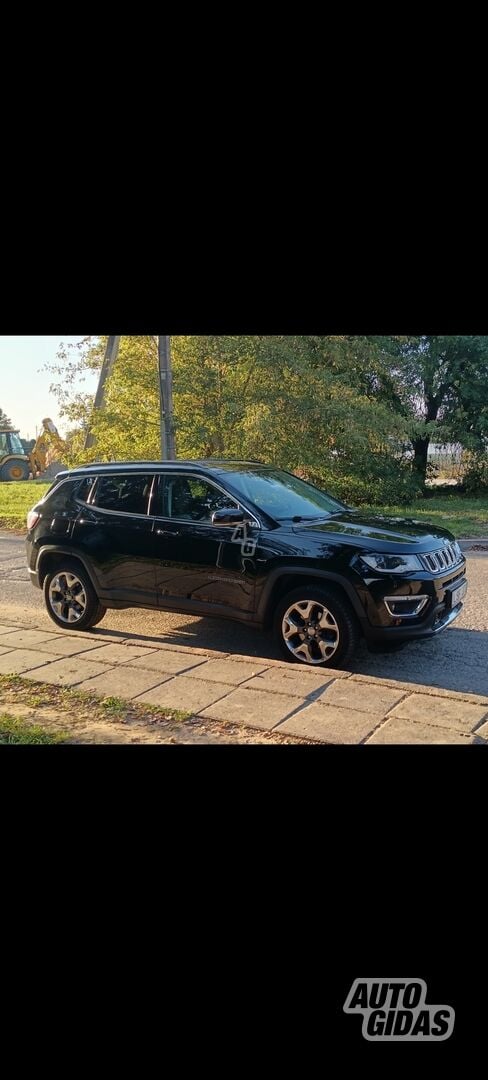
[358,562,467,645]
[363,597,464,644]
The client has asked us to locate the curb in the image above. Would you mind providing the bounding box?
[459,540,488,551]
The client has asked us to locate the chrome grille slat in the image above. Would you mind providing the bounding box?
[419,542,463,575]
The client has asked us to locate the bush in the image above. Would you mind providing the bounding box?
[462,452,488,495]
[295,453,423,507]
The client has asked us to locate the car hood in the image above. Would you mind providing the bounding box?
[291,511,455,549]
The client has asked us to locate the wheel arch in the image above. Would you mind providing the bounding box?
[36,546,100,593]
[258,567,367,629]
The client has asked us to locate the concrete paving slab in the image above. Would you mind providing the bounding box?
[64,630,131,645]
[31,636,120,657]
[388,694,488,733]
[365,717,476,744]
[135,676,232,713]
[348,674,488,707]
[24,656,114,686]
[0,628,61,649]
[184,658,268,686]
[78,643,158,665]
[122,638,230,658]
[2,572,487,744]
[0,648,53,675]
[200,686,301,730]
[316,679,406,715]
[75,666,171,700]
[241,667,344,698]
[276,702,381,743]
[125,651,209,675]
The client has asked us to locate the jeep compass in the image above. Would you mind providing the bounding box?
[25,461,468,667]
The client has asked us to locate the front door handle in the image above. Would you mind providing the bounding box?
[156,528,180,537]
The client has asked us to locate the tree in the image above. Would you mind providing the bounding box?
[44,335,418,503]
[384,336,488,486]
[0,407,13,429]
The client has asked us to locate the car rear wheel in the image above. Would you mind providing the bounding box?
[43,560,106,631]
[273,585,359,668]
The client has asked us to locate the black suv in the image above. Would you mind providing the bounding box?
[26,460,468,668]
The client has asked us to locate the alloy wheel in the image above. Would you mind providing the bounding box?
[48,572,87,624]
[281,598,340,664]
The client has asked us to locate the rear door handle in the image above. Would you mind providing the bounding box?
[156,528,180,537]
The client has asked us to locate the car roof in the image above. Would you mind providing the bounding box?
[55,459,270,479]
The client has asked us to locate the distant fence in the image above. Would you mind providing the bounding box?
[427,445,464,481]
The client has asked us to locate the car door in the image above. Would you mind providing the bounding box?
[153,472,259,615]
[72,472,159,605]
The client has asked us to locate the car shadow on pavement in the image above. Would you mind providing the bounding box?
[85,620,488,699]
[352,628,488,697]
[87,617,282,660]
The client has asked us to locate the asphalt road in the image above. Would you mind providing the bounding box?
[1,532,487,697]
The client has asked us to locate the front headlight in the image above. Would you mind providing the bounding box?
[361,552,423,574]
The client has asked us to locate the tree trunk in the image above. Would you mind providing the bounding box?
[412,436,430,488]
[413,393,440,489]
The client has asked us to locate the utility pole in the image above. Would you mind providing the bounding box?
[83,334,175,459]
[158,335,176,460]
[84,335,121,450]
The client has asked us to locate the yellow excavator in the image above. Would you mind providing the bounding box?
[0,418,66,481]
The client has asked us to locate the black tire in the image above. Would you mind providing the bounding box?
[1,459,30,481]
[273,584,359,668]
[88,604,107,628]
[43,558,105,631]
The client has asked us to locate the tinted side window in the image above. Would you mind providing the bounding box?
[92,475,154,516]
[75,477,97,504]
[44,480,77,510]
[164,476,238,523]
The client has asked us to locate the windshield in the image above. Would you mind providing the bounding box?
[222,468,348,522]
[8,433,25,454]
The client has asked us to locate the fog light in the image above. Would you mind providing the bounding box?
[384,596,429,618]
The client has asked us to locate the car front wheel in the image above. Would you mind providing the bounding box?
[273,585,359,668]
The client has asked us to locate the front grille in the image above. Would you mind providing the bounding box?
[419,542,463,574]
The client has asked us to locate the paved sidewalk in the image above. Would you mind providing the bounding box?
[0,618,487,744]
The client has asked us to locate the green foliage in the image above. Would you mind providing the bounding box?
[45,336,418,504]
[0,406,13,429]
[300,454,423,506]
[46,336,160,466]
[42,334,488,503]
[383,336,488,483]
[462,451,488,495]
[0,713,67,744]
[0,480,50,529]
[100,696,127,715]
[359,495,488,539]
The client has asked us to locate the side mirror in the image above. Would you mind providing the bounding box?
[212,508,246,527]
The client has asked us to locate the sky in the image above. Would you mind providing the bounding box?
[0,336,98,440]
